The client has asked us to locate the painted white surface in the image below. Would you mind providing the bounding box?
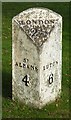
[12,8,62,108]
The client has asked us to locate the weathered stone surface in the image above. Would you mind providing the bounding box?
[12,8,62,108]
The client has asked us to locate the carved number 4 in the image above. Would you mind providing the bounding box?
[22,74,30,86]
[49,73,53,84]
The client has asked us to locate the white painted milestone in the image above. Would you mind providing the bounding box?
[12,8,62,108]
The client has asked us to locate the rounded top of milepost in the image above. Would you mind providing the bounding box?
[12,8,62,47]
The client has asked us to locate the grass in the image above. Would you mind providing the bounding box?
[2,2,70,118]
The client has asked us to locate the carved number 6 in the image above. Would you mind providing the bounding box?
[49,73,53,84]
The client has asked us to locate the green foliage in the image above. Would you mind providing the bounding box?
[2,2,69,118]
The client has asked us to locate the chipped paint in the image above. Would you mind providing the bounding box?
[12,8,62,108]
